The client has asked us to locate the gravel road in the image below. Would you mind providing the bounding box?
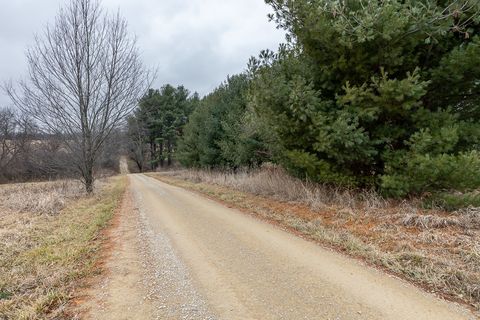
[83,174,476,319]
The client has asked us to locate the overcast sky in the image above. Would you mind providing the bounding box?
[0,0,285,106]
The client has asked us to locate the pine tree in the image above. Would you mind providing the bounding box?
[248,0,480,196]
[128,86,197,169]
[178,75,269,169]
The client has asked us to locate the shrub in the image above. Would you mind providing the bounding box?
[424,191,480,212]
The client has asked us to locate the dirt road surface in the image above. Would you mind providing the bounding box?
[81,174,476,320]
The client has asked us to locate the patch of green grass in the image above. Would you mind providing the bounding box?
[0,290,12,300]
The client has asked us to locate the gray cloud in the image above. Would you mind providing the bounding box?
[0,0,285,106]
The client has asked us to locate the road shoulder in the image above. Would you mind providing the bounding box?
[73,185,157,320]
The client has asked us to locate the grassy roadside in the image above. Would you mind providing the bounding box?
[147,171,480,314]
[0,176,127,320]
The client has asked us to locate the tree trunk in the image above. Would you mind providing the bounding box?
[135,159,143,173]
[84,163,94,194]
[83,126,95,194]
[159,141,164,168]
[150,141,156,170]
[167,139,172,167]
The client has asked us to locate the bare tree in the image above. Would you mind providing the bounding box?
[0,108,20,179]
[0,108,37,182]
[6,0,150,192]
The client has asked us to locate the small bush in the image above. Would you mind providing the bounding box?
[423,192,480,212]
[382,151,480,198]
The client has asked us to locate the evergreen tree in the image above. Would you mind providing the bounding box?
[178,74,269,169]
[248,0,480,196]
[127,85,197,169]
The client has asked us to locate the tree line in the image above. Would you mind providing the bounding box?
[4,0,480,198]
[0,107,122,183]
[129,0,480,197]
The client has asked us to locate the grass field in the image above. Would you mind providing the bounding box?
[0,177,126,320]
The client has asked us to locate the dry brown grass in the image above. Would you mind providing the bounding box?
[0,177,126,320]
[0,180,85,216]
[165,167,385,211]
[151,168,480,314]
